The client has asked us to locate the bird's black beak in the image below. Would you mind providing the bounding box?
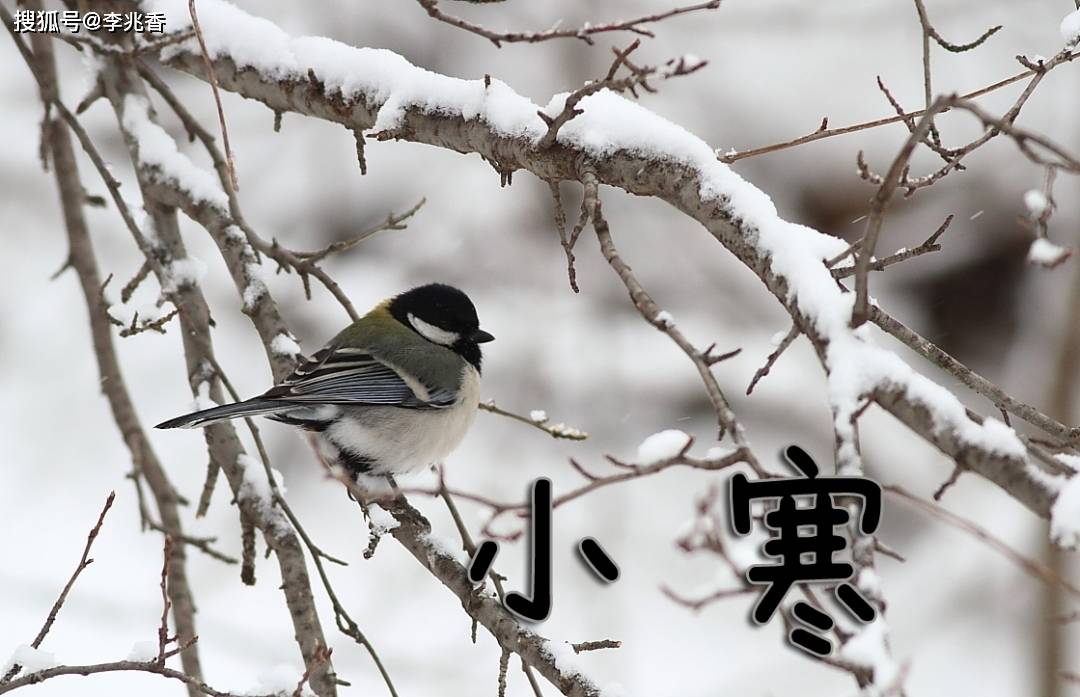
[471,328,495,343]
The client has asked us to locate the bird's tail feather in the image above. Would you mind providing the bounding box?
[155,398,283,429]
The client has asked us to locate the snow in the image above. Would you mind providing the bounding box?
[270,333,302,357]
[4,645,56,674]
[120,94,228,210]
[1061,8,1080,45]
[726,532,765,572]
[856,568,883,599]
[420,530,469,566]
[366,503,399,534]
[241,262,269,311]
[1050,474,1080,548]
[133,5,1066,473]
[127,640,158,662]
[548,422,588,439]
[1056,453,1080,474]
[191,380,219,412]
[529,409,548,423]
[1027,238,1071,268]
[162,256,208,294]
[654,310,674,327]
[1023,189,1048,217]
[704,446,734,461]
[6,2,1054,691]
[635,429,691,465]
[544,640,588,680]
[838,620,901,694]
[237,453,290,537]
[109,298,169,328]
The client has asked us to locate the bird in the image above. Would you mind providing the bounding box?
[156,283,494,477]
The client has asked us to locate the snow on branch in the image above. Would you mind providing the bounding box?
[148,0,1069,518]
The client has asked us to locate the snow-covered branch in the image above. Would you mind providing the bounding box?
[148,0,1071,519]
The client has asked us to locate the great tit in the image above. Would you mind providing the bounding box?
[156,283,494,476]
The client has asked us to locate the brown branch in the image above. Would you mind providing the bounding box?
[746,323,800,395]
[429,476,546,697]
[1,492,116,683]
[396,445,749,540]
[948,100,1080,173]
[831,214,952,279]
[6,12,205,691]
[128,472,237,563]
[536,41,706,149]
[156,536,174,662]
[593,203,762,470]
[571,640,622,654]
[479,399,588,440]
[188,0,238,191]
[718,51,1080,163]
[911,0,1000,147]
[885,485,1080,597]
[851,96,950,328]
[207,363,398,696]
[415,0,721,47]
[143,11,1067,519]
[0,661,277,697]
[87,46,337,696]
[869,307,1080,443]
[134,58,361,324]
[548,180,579,292]
[294,198,425,262]
[373,491,606,697]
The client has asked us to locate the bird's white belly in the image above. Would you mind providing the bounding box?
[323,365,481,475]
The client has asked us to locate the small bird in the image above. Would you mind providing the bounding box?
[156,283,494,477]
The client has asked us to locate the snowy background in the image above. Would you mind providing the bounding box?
[2,0,1079,695]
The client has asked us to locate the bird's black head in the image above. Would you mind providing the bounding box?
[389,283,494,370]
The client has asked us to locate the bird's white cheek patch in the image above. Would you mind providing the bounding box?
[408,313,459,346]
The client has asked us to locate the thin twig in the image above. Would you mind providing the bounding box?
[851,96,950,327]
[188,0,238,191]
[718,51,1080,163]
[415,0,721,47]
[479,399,588,440]
[886,485,1080,596]
[1,492,116,683]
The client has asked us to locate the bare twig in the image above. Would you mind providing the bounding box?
[7,14,205,690]
[0,661,277,697]
[415,0,721,47]
[1,492,116,683]
[571,640,622,654]
[536,41,706,149]
[746,323,800,395]
[886,486,1080,596]
[832,214,952,279]
[188,0,238,191]
[480,399,588,440]
[156,537,174,662]
[593,203,762,472]
[851,96,950,327]
[718,51,1080,163]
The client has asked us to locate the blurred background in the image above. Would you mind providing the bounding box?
[2,0,1079,695]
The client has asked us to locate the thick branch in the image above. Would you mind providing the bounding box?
[378,494,603,697]
[9,12,204,690]
[154,23,1068,517]
[92,49,336,696]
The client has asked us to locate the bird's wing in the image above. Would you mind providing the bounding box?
[262,347,457,409]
